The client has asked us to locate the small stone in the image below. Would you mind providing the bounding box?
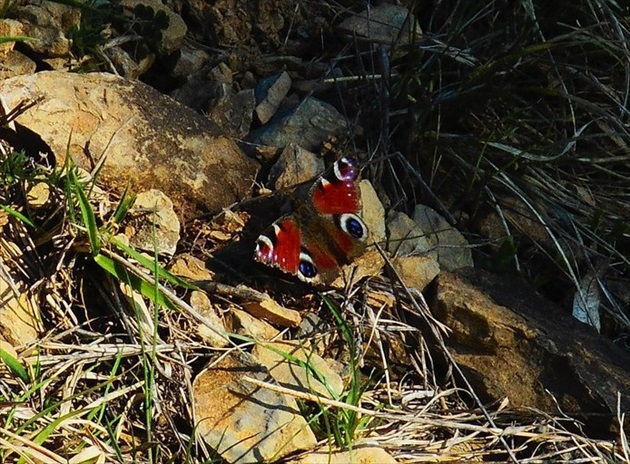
[207,84,255,137]
[413,205,473,271]
[269,144,324,190]
[171,45,210,78]
[103,45,155,79]
[337,3,421,45]
[190,291,229,348]
[231,308,280,341]
[26,182,51,210]
[193,352,317,463]
[16,1,80,57]
[0,51,36,79]
[255,71,292,125]
[249,97,348,151]
[252,340,344,399]
[120,0,187,54]
[0,19,23,59]
[386,210,432,257]
[360,180,386,243]
[169,254,215,281]
[126,189,181,257]
[242,297,302,327]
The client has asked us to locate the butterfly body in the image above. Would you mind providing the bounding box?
[254,156,369,285]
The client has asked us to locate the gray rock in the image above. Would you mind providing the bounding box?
[255,71,292,124]
[413,205,473,271]
[207,84,255,138]
[249,97,348,151]
[268,144,324,189]
[337,3,421,45]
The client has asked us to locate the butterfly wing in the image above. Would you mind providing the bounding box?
[254,156,369,285]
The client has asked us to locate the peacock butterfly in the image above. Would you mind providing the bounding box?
[254,156,369,285]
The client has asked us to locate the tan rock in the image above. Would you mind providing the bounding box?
[253,340,344,399]
[231,308,280,341]
[432,269,630,425]
[360,180,386,244]
[168,254,215,281]
[392,254,440,291]
[15,1,80,57]
[242,297,302,327]
[0,72,257,219]
[0,239,42,346]
[0,19,22,59]
[292,444,397,464]
[120,0,188,54]
[255,71,292,125]
[193,352,317,463]
[0,50,36,79]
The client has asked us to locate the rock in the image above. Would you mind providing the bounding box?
[0,71,258,219]
[249,97,348,151]
[120,0,187,54]
[268,144,324,190]
[0,51,37,79]
[231,308,280,341]
[126,189,180,257]
[0,19,22,59]
[290,444,397,464]
[431,268,630,431]
[26,182,51,210]
[242,296,302,328]
[252,340,344,399]
[14,0,80,57]
[0,238,42,346]
[331,248,385,289]
[171,45,210,79]
[255,71,292,124]
[386,210,432,257]
[189,291,229,348]
[207,84,255,138]
[392,254,440,291]
[193,352,317,463]
[337,3,421,45]
[413,205,473,271]
[103,45,155,80]
[360,179,386,244]
[168,254,215,281]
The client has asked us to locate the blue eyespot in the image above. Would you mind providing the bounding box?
[299,259,317,278]
[345,217,365,239]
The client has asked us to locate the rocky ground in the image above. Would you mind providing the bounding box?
[0,0,629,463]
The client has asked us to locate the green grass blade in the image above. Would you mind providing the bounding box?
[0,347,29,383]
[108,235,198,290]
[94,253,176,310]
[69,167,100,255]
[111,183,136,224]
[0,204,36,229]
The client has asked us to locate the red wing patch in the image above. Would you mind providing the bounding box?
[254,218,301,274]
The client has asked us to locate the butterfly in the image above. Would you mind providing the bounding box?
[254,156,369,285]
